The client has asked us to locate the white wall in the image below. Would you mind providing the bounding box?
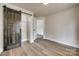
[0,4,3,53]
[33,17,37,40]
[27,14,34,43]
[0,3,33,53]
[21,13,28,42]
[45,6,79,48]
[21,13,33,42]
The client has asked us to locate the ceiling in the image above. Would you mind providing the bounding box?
[12,3,78,16]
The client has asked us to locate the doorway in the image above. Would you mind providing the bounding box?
[36,17,45,39]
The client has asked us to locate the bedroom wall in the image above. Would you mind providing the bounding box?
[21,13,28,42]
[0,3,33,53]
[0,4,3,53]
[33,17,37,40]
[45,6,79,48]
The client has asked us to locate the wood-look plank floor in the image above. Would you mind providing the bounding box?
[0,39,79,56]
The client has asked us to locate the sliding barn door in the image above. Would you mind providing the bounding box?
[3,6,21,51]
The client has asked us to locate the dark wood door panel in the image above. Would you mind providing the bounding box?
[3,6,21,51]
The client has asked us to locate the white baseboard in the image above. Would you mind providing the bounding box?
[44,36,79,48]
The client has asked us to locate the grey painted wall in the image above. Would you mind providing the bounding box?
[45,6,79,48]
